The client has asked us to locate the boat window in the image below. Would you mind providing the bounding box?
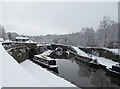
[49,60,56,65]
[15,39,18,41]
[93,59,97,63]
[22,39,26,42]
[34,57,37,60]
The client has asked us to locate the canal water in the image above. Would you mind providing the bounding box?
[51,58,120,88]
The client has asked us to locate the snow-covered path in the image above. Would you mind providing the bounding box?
[21,60,76,87]
[72,46,119,68]
[73,46,89,57]
[91,55,118,68]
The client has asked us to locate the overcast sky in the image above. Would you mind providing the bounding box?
[2,2,118,36]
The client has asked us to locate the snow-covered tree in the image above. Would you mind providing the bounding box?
[98,16,112,47]
[95,16,118,47]
[7,32,19,41]
[81,27,95,47]
[0,25,8,40]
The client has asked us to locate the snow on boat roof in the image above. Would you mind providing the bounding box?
[34,55,54,61]
[41,50,53,55]
[34,50,54,61]
[15,37,29,39]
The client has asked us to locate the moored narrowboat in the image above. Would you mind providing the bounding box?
[75,54,99,65]
[33,54,58,69]
[107,64,120,75]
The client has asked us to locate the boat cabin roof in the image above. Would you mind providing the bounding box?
[34,54,55,61]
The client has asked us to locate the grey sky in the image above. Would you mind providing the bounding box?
[2,2,118,36]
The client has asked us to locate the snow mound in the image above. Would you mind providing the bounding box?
[72,46,89,57]
[41,50,53,56]
[21,60,76,87]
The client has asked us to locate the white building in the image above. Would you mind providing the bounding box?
[0,38,4,42]
[15,37,29,42]
[15,37,37,44]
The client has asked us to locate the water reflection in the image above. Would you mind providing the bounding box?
[55,58,120,88]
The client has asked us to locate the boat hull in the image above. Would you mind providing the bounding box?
[107,68,120,75]
[74,55,99,67]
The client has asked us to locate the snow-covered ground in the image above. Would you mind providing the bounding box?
[72,46,119,68]
[102,47,120,55]
[21,60,76,87]
[91,55,118,68]
[0,42,76,87]
[79,46,120,55]
[73,46,89,58]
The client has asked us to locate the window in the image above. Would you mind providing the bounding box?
[22,39,26,42]
[15,39,18,41]
[49,60,56,65]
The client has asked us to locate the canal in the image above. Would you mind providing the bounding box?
[51,58,120,88]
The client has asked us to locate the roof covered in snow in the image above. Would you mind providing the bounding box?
[34,50,54,61]
[41,50,53,56]
[15,37,29,40]
[0,38,4,42]
[34,55,54,61]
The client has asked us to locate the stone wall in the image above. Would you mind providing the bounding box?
[2,42,37,63]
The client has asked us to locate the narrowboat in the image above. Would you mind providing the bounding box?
[75,54,99,65]
[33,54,58,69]
[107,64,120,75]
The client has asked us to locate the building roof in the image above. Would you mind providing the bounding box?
[15,37,29,40]
[0,38,4,42]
